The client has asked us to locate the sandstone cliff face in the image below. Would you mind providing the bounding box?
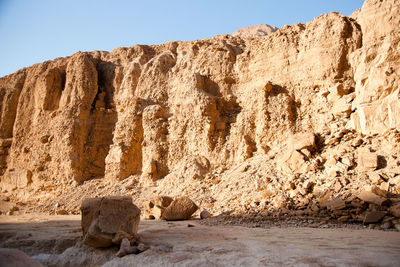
[350,0,400,134]
[0,0,399,211]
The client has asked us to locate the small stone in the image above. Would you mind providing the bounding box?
[56,209,68,215]
[368,172,382,184]
[116,238,140,257]
[389,204,400,218]
[212,178,221,185]
[200,210,212,219]
[363,211,386,224]
[380,222,392,230]
[352,138,363,147]
[358,150,378,172]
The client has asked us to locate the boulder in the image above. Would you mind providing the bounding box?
[363,211,386,224]
[144,196,173,220]
[162,197,198,221]
[358,191,391,206]
[0,248,43,267]
[81,196,141,248]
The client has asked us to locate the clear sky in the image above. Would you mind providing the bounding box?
[0,0,365,77]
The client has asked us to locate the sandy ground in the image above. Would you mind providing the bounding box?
[1,215,400,267]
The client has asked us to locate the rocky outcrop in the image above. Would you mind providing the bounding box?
[232,24,278,38]
[0,0,399,229]
[350,0,400,134]
[0,10,363,186]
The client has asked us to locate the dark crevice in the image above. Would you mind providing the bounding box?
[60,71,66,91]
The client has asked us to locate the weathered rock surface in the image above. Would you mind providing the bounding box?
[81,196,140,248]
[0,248,43,267]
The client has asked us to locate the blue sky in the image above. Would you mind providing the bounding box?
[0,0,364,77]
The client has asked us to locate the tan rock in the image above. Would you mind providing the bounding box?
[200,210,212,219]
[324,198,346,211]
[1,170,32,190]
[331,97,352,117]
[162,197,198,221]
[278,150,308,175]
[357,150,378,171]
[0,200,16,214]
[368,172,382,184]
[232,24,278,38]
[389,204,400,218]
[363,211,386,224]
[290,132,315,151]
[144,196,173,220]
[358,191,391,206]
[350,0,400,134]
[81,196,141,248]
[56,209,68,215]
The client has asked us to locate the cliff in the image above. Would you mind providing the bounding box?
[1,0,399,218]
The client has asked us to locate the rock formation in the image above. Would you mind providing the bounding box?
[232,24,278,38]
[81,196,140,248]
[0,0,400,229]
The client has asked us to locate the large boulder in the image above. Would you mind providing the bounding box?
[144,196,173,220]
[161,197,198,221]
[81,196,141,248]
